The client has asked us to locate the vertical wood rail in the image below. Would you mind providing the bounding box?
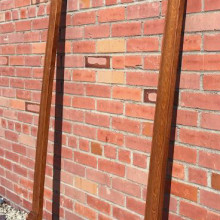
[145,0,186,219]
[27,0,63,219]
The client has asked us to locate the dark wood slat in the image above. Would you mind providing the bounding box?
[144,0,186,219]
[27,0,63,219]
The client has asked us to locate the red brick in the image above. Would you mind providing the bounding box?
[180,128,220,151]
[180,201,207,220]
[66,27,83,39]
[63,160,85,177]
[173,145,197,164]
[98,214,111,220]
[126,197,145,215]
[72,97,95,110]
[201,112,220,131]
[179,73,200,89]
[32,18,48,29]
[112,86,142,102]
[127,167,148,185]
[65,55,84,68]
[168,162,185,180]
[0,0,14,10]
[85,112,110,128]
[87,195,110,215]
[98,129,124,146]
[181,92,220,111]
[10,56,25,66]
[112,22,141,37]
[99,186,124,206]
[127,37,159,52]
[86,168,110,186]
[125,103,155,120]
[97,100,123,115]
[98,7,125,22]
[205,0,220,11]
[200,190,220,210]
[72,69,96,82]
[188,167,207,186]
[74,152,97,168]
[118,149,131,164]
[73,124,96,139]
[144,55,160,70]
[15,0,30,7]
[75,203,97,220]
[85,25,110,39]
[86,84,111,98]
[126,135,151,153]
[133,153,147,168]
[15,20,31,31]
[63,108,84,122]
[0,57,8,65]
[16,44,32,54]
[126,72,158,87]
[144,18,165,35]
[125,55,142,68]
[112,56,124,69]
[207,212,220,220]
[175,109,198,127]
[25,56,41,66]
[98,158,125,177]
[112,177,141,197]
[105,0,117,5]
[183,34,202,51]
[104,145,116,159]
[186,0,202,13]
[204,34,220,51]
[185,13,220,32]
[0,23,14,33]
[79,139,89,152]
[5,131,18,142]
[113,206,141,220]
[67,0,78,11]
[170,181,198,202]
[203,74,220,91]
[127,2,160,20]
[73,11,96,25]
[73,41,95,53]
[64,83,84,95]
[199,151,220,171]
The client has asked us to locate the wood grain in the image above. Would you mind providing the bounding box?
[144,0,186,219]
[27,0,63,219]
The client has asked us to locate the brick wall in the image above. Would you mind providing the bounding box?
[0,0,220,219]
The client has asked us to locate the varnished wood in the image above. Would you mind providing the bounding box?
[145,0,186,219]
[27,0,63,219]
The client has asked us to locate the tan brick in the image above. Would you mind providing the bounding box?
[19,134,36,147]
[32,42,46,54]
[10,99,25,110]
[97,71,124,84]
[75,177,98,195]
[0,97,9,107]
[0,13,5,22]
[97,39,125,53]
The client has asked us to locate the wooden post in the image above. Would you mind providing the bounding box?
[144,0,186,219]
[27,0,63,219]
